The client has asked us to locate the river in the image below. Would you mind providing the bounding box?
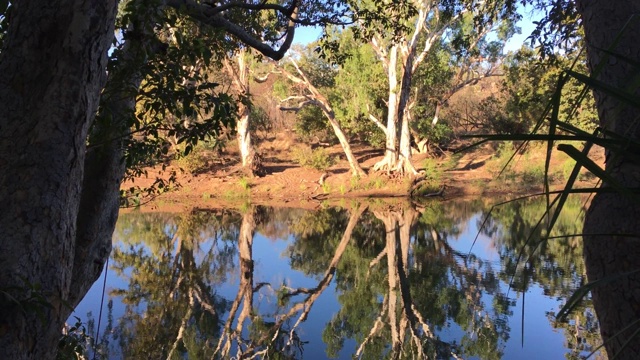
[70,196,604,359]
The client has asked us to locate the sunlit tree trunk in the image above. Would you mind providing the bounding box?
[279,60,366,177]
[397,42,419,175]
[237,106,253,167]
[0,1,118,359]
[370,5,434,174]
[578,1,640,358]
[373,45,400,172]
[225,51,258,173]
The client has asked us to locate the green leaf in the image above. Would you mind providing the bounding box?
[566,70,640,109]
[557,269,640,322]
[557,144,640,202]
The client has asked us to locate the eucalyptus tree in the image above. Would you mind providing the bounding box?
[453,46,597,135]
[356,0,518,174]
[223,49,265,175]
[329,29,388,147]
[277,45,367,177]
[0,0,353,358]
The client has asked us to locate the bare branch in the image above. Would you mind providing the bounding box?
[368,113,388,134]
[164,0,298,60]
[252,70,275,83]
[279,95,308,103]
[371,35,390,71]
[355,295,388,357]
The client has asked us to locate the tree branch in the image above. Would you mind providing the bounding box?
[164,0,298,60]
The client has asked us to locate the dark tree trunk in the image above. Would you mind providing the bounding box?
[0,0,118,359]
[70,34,146,308]
[578,1,640,358]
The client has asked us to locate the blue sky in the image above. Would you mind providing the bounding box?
[293,6,543,54]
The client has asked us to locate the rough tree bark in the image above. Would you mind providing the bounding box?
[0,1,118,359]
[70,29,147,309]
[577,1,640,358]
[0,0,302,357]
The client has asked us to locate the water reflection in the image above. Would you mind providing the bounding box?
[79,197,604,359]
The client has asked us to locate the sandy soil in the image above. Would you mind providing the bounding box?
[123,132,604,212]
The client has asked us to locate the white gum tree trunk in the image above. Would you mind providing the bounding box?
[225,51,255,170]
[373,45,400,172]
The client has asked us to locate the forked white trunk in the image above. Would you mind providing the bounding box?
[374,45,400,172]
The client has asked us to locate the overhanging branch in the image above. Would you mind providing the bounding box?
[164,0,298,60]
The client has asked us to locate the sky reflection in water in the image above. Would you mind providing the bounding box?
[72,197,602,359]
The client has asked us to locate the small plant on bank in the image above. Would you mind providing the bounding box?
[350,175,361,190]
[222,189,249,200]
[521,163,546,184]
[422,157,443,183]
[175,146,210,175]
[238,176,252,190]
[291,145,336,171]
[485,141,518,182]
[364,176,386,190]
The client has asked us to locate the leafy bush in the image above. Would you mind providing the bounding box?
[423,123,454,146]
[238,176,251,190]
[422,157,443,183]
[521,164,546,184]
[175,146,209,175]
[292,106,336,144]
[57,317,91,360]
[291,145,335,171]
[478,96,529,134]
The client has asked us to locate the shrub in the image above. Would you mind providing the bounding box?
[422,157,443,183]
[175,146,209,175]
[292,145,336,171]
[238,176,251,190]
[521,164,546,184]
[418,122,454,146]
[487,141,516,177]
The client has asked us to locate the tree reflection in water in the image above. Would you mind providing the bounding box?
[90,197,602,359]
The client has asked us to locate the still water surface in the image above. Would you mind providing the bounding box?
[73,197,603,359]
